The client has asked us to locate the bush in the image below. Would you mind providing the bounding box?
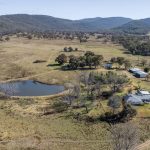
[144,67,150,73]
[52,101,68,113]
[84,116,95,123]
[120,104,137,122]
[55,54,67,65]
[100,104,137,123]
[27,35,32,40]
[75,48,78,51]
[5,36,10,41]
[68,47,73,52]
[101,91,113,99]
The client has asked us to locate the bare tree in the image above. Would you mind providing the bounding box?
[141,59,147,67]
[108,95,122,114]
[146,73,150,81]
[64,83,81,106]
[110,122,139,150]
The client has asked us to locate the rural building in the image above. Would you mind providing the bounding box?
[124,90,150,105]
[129,68,148,78]
[104,63,112,69]
[134,71,148,78]
[124,94,144,105]
[129,68,142,73]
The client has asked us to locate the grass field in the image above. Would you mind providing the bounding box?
[0,36,150,149]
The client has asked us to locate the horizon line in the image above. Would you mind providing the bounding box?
[0,13,150,21]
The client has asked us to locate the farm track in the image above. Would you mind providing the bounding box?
[0,71,52,83]
[134,140,150,150]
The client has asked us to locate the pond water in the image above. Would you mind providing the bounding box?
[0,80,65,96]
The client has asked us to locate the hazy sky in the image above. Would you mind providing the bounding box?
[0,0,150,20]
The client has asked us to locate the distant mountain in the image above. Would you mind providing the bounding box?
[1,14,150,34]
[0,14,132,33]
[114,18,150,34]
[75,17,132,30]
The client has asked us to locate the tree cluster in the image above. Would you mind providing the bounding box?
[110,57,132,70]
[111,35,150,56]
[55,51,104,70]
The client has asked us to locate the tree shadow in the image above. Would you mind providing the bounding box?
[33,60,47,63]
[123,51,132,54]
[60,50,85,53]
[47,64,60,67]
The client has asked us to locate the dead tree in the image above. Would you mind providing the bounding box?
[110,122,139,150]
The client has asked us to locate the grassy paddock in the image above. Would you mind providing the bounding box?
[0,37,150,149]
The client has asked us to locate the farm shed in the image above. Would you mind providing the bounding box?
[137,90,150,95]
[124,90,150,105]
[104,63,112,69]
[134,71,148,78]
[129,68,141,73]
[129,68,148,78]
[124,94,144,105]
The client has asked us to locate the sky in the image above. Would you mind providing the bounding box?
[0,0,150,20]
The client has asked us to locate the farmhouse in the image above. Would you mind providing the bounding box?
[124,90,150,105]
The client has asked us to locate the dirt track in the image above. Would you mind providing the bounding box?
[134,140,150,150]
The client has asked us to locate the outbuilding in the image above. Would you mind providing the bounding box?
[124,94,144,105]
[129,68,148,78]
[129,68,141,74]
[134,71,148,78]
[104,63,112,69]
[124,90,150,105]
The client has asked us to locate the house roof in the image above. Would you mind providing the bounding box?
[124,91,150,105]
[136,94,150,102]
[135,70,148,75]
[137,90,150,95]
[129,68,142,72]
[124,94,144,105]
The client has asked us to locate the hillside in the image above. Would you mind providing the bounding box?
[114,19,150,34]
[1,14,150,34]
[0,14,132,33]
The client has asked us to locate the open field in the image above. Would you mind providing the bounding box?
[0,36,150,149]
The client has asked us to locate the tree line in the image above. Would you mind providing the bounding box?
[111,35,150,56]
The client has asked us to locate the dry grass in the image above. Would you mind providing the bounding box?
[0,97,111,150]
[0,37,150,149]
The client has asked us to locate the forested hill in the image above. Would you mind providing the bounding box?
[114,19,150,34]
[1,14,150,34]
[0,14,132,33]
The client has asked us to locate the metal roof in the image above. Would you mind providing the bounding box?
[136,94,150,102]
[129,68,142,72]
[135,70,148,75]
[124,93,150,105]
[137,90,150,95]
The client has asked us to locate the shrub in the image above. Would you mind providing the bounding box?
[55,54,67,65]
[27,35,32,40]
[5,36,10,41]
[144,67,150,73]
[68,47,73,52]
[52,101,68,113]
